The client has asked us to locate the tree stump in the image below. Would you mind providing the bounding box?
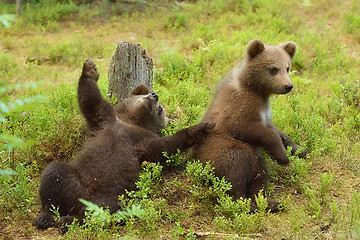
[108,42,153,103]
[16,0,22,16]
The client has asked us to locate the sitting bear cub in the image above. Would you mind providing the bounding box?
[194,39,308,211]
[35,59,214,230]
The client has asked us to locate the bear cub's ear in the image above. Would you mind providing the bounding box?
[279,41,297,59]
[131,84,150,96]
[246,39,265,58]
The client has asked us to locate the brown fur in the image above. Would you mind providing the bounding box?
[34,59,214,231]
[194,39,308,211]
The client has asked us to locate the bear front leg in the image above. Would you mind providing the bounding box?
[271,126,298,154]
[78,59,116,131]
[231,122,289,165]
[271,126,309,159]
[137,122,215,163]
[259,131,289,165]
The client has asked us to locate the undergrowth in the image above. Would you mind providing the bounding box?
[1,0,360,239]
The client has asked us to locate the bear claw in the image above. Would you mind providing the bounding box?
[204,122,216,130]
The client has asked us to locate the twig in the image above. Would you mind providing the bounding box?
[0,140,9,145]
[193,231,262,239]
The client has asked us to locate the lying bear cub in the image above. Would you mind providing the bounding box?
[34,59,214,231]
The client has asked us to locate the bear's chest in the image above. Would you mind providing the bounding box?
[260,101,272,126]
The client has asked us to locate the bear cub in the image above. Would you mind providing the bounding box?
[194,39,308,211]
[35,59,214,231]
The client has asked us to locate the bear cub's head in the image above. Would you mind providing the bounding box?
[117,84,166,133]
[243,39,297,96]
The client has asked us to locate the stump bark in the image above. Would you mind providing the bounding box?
[16,0,22,16]
[108,42,153,103]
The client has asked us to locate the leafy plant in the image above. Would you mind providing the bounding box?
[344,12,360,39]
[50,204,61,223]
[79,198,145,225]
[165,12,188,30]
[163,149,184,167]
[304,186,321,219]
[287,151,311,192]
[0,162,37,213]
[0,82,46,222]
[213,191,269,234]
[126,162,163,200]
[0,83,47,155]
[319,172,334,205]
[0,169,17,179]
[348,191,360,238]
[20,0,79,27]
[185,160,232,204]
[0,14,16,28]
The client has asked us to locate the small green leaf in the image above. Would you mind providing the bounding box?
[0,14,17,29]
[0,169,17,177]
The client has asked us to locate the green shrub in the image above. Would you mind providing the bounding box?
[0,82,47,161]
[163,149,185,168]
[127,162,163,200]
[158,49,191,81]
[185,160,232,205]
[341,79,360,108]
[21,0,79,27]
[0,162,37,213]
[155,78,210,125]
[348,191,360,238]
[320,172,334,205]
[165,12,188,30]
[79,198,145,225]
[26,35,107,66]
[0,14,16,28]
[0,52,20,80]
[213,191,269,234]
[344,12,360,38]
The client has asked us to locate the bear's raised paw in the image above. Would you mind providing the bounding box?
[82,58,99,82]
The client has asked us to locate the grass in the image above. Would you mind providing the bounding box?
[1,0,360,239]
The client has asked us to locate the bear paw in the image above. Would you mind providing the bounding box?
[194,121,216,135]
[297,149,309,159]
[201,121,216,131]
[186,121,215,145]
[267,200,281,213]
[82,58,99,82]
[34,211,58,230]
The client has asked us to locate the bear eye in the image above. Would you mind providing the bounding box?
[286,67,290,73]
[158,106,163,115]
[270,67,279,75]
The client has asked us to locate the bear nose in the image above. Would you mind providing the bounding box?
[151,92,159,101]
[285,84,293,92]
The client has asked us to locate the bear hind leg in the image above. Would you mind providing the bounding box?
[36,162,85,230]
[246,161,279,213]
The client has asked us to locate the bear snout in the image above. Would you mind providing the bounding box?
[284,83,293,93]
[144,92,159,102]
[151,92,159,101]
